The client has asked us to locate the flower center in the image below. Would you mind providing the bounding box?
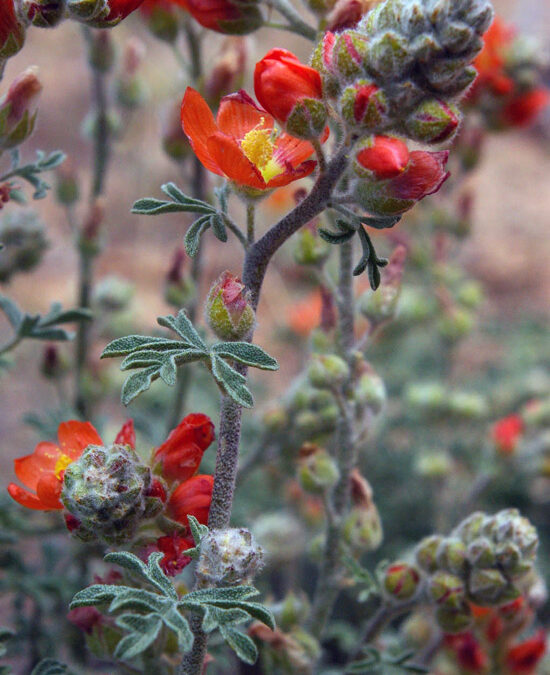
[240,121,284,184]
[54,453,73,480]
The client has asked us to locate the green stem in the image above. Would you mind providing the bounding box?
[312,137,327,174]
[265,0,318,40]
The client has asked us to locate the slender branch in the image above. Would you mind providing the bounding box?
[264,0,318,40]
[246,203,255,245]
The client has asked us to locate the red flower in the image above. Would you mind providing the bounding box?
[254,49,324,130]
[506,630,546,674]
[0,0,25,58]
[472,17,516,99]
[67,606,103,634]
[444,633,488,673]
[154,413,215,482]
[7,420,131,511]
[178,0,262,34]
[502,90,550,128]
[156,533,195,576]
[103,0,146,23]
[115,419,136,448]
[355,136,410,180]
[181,87,318,192]
[167,474,214,527]
[491,414,524,455]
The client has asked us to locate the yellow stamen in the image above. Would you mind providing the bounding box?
[240,120,285,184]
[54,454,72,479]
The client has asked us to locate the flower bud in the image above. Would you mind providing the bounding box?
[0,0,26,59]
[297,443,340,494]
[454,511,487,543]
[340,80,390,130]
[343,505,383,552]
[206,271,255,341]
[93,275,134,312]
[448,391,488,419]
[405,98,460,144]
[383,562,422,602]
[293,221,331,266]
[61,444,153,545]
[437,307,474,342]
[254,49,326,139]
[307,353,350,389]
[366,30,413,80]
[139,0,179,43]
[0,67,43,152]
[205,37,247,105]
[68,0,145,26]
[184,0,263,34]
[277,592,310,630]
[405,382,447,413]
[354,135,409,181]
[469,568,509,606]
[466,537,496,569]
[79,199,104,256]
[429,571,465,609]
[435,606,472,634]
[22,0,67,27]
[253,512,305,562]
[154,413,215,483]
[354,370,386,414]
[415,535,443,573]
[166,474,214,527]
[55,159,80,206]
[414,451,452,479]
[41,344,67,379]
[326,0,365,32]
[197,527,264,585]
[0,209,48,282]
[162,99,192,162]
[115,39,147,109]
[436,537,467,576]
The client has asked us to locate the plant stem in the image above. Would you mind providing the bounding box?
[74,28,111,418]
[246,203,255,245]
[265,0,318,41]
[308,239,356,638]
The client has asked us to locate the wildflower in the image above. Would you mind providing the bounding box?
[444,632,488,673]
[354,135,409,180]
[355,150,450,217]
[506,630,546,674]
[179,0,262,34]
[254,49,326,138]
[205,271,255,340]
[288,290,323,336]
[491,414,524,455]
[156,533,195,576]
[7,421,104,510]
[167,474,214,526]
[0,0,25,59]
[154,413,215,482]
[181,88,318,194]
[502,90,550,128]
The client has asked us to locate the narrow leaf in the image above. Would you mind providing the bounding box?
[0,296,22,329]
[184,215,211,258]
[121,366,159,405]
[319,228,356,245]
[212,343,278,371]
[69,584,120,609]
[147,552,178,599]
[162,606,194,653]
[220,626,258,665]
[211,356,253,408]
[101,335,177,358]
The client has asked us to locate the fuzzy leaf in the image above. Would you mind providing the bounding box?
[114,614,162,660]
[212,343,279,371]
[108,588,168,614]
[157,311,207,350]
[161,183,215,213]
[147,552,178,600]
[319,228,356,245]
[181,586,259,606]
[211,355,253,408]
[30,660,72,675]
[220,626,258,665]
[121,366,159,405]
[69,584,120,609]
[184,215,211,258]
[0,296,22,329]
[188,515,208,546]
[212,601,275,630]
[101,335,179,358]
[210,212,228,242]
[162,606,194,653]
[202,606,250,632]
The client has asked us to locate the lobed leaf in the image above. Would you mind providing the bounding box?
[114,615,162,660]
[211,356,254,408]
[184,215,212,258]
[69,584,120,609]
[121,367,159,405]
[220,626,258,665]
[162,606,194,653]
[212,342,279,371]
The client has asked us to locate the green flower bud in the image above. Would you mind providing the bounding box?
[414,451,453,479]
[358,284,401,323]
[454,511,487,543]
[437,307,474,341]
[55,160,80,206]
[367,30,413,80]
[405,382,447,413]
[21,0,67,27]
[205,271,255,341]
[61,444,153,545]
[466,537,496,569]
[197,528,264,585]
[468,568,509,606]
[415,535,443,573]
[253,512,305,562]
[457,281,484,309]
[293,223,331,266]
[342,504,383,553]
[404,98,460,144]
[307,354,350,389]
[355,370,386,414]
[278,592,310,630]
[263,407,288,432]
[297,444,340,494]
[340,80,390,130]
[429,571,465,609]
[286,98,328,140]
[66,0,108,21]
[93,275,134,312]
[436,537,467,576]
[0,67,42,152]
[383,562,422,601]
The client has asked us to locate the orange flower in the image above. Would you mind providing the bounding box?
[506,630,546,674]
[491,414,524,455]
[154,413,215,482]
[167,474,214,526]
[502,89,550,128]
[7,421,103,511]
[473,17,516,98]
[181,87,318,193]
[288,289,323,336]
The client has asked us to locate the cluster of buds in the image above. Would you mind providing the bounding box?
[0,209,48,282]
[414,509,539,633]
[405,381,488,420]
[468,16,549,129]
[197,527,264,585]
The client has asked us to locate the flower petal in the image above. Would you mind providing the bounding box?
[273,133,315,169]
[35,474,63,510]
[7,483,49,510]
[206,132,265,189]
[115,419,136,449]
[266,160,317,188]
[217,90,273,141]
[181,87,224,176]
[14,441,61,490]
[57,421,103,459]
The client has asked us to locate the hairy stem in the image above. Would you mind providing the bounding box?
[265,0,318,40]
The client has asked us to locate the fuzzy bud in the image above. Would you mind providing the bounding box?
[0,209,48,282]
[354,135,409,181]
[293,221,331,266]
[61,444,154,545]
[22,0,67,27]
[0,67,43,152]
[429,571,465,609]
[183,0,263,34]
[139,0,179,43]
[93,275,134,312]
[383,562,422,601]
[405,98,461,144]
[415,535,444,573]
[354,369,386,414]
[436,537,467,575]
[307,353,350,389]
[55,159,80,206]
[435,605,472,634]
[205,37,247,105]
[466,537,496,569]
[0,0,26,59]
[297,443,340,494]
[197,527,264,585]
[340,80,390,130]
[162,99,192,162]
[206,271,255,341]
[166,474,214,527]
[469,568,510,606]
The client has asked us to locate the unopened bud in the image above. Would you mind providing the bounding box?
[435,605,472,634]
[429,571,465,609]
[340,80,389,130]
[116,39,147,109]
[0,0,26,59]
[354,135,409,181]
[0,209,48,282]
[414,451,452,479]
[93,275,134,312]
[197,528,264,585]
[22,0,67,27]
[162,98,192,162]
[139,0,179,43]
[253,512,305,562]
[206,271,255,340]
[466,537,496,569]
[278,592,310,630]
[469,568,509,606]
[405,98,461,144]
[342,501,383,553]
[354,370,386,414]
[437,307,474,341]
[0,67,43,152]
[326,0,363,32]
[41,344,65,379]
[55,159,80,206]
[383,562,422,601]
[307,353,350,389]
[164,248,195,308]
[405,382,446,413]
[415,535,443,573]
[448,391,488,419]
[79,199,104,255]
[205,37,247,105]
[436,537,467,576]
[293,221,331,266]
[297,443,340,494]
